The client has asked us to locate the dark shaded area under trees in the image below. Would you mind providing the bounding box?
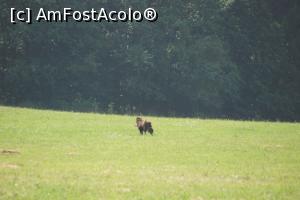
[1,0,300,121]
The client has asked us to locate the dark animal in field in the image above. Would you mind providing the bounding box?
[136,117,154,135]
[1,149,20,154]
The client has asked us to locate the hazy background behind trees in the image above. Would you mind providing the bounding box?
[1,0,299,121]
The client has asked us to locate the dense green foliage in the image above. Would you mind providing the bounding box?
[1,0,299,120]
[1,106,300,199]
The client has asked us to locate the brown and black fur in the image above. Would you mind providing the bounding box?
[136,117,154,135]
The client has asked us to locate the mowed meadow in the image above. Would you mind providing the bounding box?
[0,106,300,200]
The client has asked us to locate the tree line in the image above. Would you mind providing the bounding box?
[0,0,299,121]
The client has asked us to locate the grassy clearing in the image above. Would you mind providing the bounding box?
[0,106,300,199]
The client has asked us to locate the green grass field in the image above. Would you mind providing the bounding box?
[0,106,300,200]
